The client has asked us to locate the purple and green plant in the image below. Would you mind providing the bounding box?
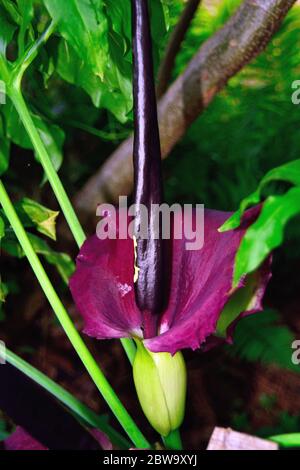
[0,0,300,451]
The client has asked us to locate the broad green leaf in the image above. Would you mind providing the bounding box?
[43,0,108,79]
[2,233,75,283]
[57,40,102,108]
[0,4,17,56]
[105,0,131,54]
[1,0,22,25]
[18,198,59,240]
[220,159,300,232]
[233,187,300,285]
[17,0,34,56]
[56,39,131,122]
[149,0,169,44]
[3,101,65,176]
[47,0,169,121]
[228,310,300,373]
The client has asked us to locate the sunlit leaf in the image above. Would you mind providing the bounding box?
[220,159,300,232]
[17,198,59,241]
[43,0,108,79]
[233,187,300,285]
[44,0,169,121]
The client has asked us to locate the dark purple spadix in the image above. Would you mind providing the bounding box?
[131,0,165,327]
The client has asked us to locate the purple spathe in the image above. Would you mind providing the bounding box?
[69,208,271,355]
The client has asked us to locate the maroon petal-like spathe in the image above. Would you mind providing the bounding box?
[4,427,47,451]
[3,427,112,451]
[70,228,142,340]
[145,208,270,354]
[70,208,271,355]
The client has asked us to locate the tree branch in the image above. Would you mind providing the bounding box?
[156,0,202,98]
[74,0,296,223]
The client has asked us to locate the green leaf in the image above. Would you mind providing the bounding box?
[220,159,300,232]
[17,0,34,56]
[56,38,132,123]
[216,271,263,337]
[0,216,4,239]
[2,233,75,283]
[18,198,59,240]
[228,310,300,373]
[3,348,131,449]
[105,0,131,51]
[28,233,75,283]
[0,279,8,321]
[0,136,10,176]
[233,187,300,285]
[0,282,8,303]
[0,112,10,175]
[43,0,108,79]
[0,4,17,57]
[35,116,65,182]
[3,101,65,176]
[0,419,11,441]
[1,0,22,26]
[45,0,169,121]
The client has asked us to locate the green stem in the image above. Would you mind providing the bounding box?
[0,180,149,449]
[14,21,56,83]
[7,67,136,365]
[8,86,85,248]
[163,429,183,450]
[121,338,136,364]
[269,433,300,449]
[62,118,130,141]
[2,348,130,449]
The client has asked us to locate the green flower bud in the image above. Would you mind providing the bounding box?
[133,340,187,437]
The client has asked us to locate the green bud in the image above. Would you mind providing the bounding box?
[133,340,187,437]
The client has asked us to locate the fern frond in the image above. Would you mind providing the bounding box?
[227,310,300,373]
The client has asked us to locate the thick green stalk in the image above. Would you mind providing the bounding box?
[7,63,136,363]
[2,348,130,449]
[120,338,136,364]
[8,86,85,248]
[0,180,149,449]
[163,429,183,450]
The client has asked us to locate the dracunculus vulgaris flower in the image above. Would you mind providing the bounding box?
[70,0,271,437]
